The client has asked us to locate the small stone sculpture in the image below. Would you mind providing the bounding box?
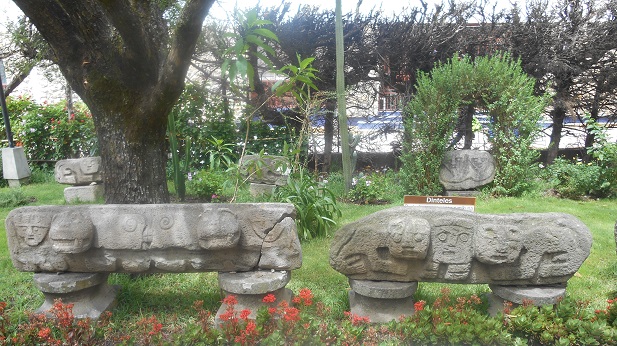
[439,150,495,190]
[55,157,104,185]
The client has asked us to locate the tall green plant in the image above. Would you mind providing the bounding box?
[276,169,341,240]
[168,111,190,201]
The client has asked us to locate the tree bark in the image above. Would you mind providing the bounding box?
[546,103,567,165]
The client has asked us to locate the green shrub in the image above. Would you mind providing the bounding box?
[547,158,608,199]
[400,53,549,196]
[507,298,617,345]
[347,170,403,204]
[276,169,341,240]
[186,170,226,202]
[6,97,97,161]
[0,188,34,208]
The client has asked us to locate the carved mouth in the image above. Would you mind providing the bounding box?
[548,251,568,263]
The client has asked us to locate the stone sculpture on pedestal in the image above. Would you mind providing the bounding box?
[330,206,592,322]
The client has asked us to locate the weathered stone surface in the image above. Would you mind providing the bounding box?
[2,147,31,186]
[218,271,291,295]
[439,150,495,190]
[6,203,301,273]
[489,284,566,305]
[349,279,417,299]
[348,291,415,323]
[239,155,289,186]
[249,183,277,197]
[64,184,104,203]
[330,206,592,285]
[34,273,119,320]
[55,157,103,185]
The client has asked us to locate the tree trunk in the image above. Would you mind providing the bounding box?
[546,104,567,165]
[582,86,601,163]
[93,107,170,203]
[322,98,336,173]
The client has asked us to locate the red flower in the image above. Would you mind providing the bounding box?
[38,327,52,339]
[414,300,426,312]
[223,295,238,306]
[239,309,251,320]
[262,294,277,303]
[283,307,300,322]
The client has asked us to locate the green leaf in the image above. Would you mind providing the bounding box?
[253,28,279,42]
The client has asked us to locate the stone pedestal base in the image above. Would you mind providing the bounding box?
[348,279,418,323]
[216,270,292,323]
[64,184,104,203]
[249,183,277,197]
[2,147,31,187]
[34,273,119,320]
[487,284,567,316]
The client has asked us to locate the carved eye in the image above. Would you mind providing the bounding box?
[437,232,448,242]
[459,233,470,242]
[415,234,425,242]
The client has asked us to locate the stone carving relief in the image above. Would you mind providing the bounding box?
[6,204,301,274]
[239,155,290,186]
[330,207,592,285]
[439,150,495,190]
[55,157,104,185]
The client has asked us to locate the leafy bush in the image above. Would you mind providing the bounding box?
[347,170,403,204]
[186,169,226,202]
[507,298,617,345]
[5,96,97,161]
[276,170,341,240]
[4,290,615,345]
[546,158,608,199]
[167,83,238,175]
[400,53,549,196]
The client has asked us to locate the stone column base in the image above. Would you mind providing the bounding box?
[487,284,567,316]
[216,270,293,324]
[64,184,104,203]
[444,190,481,197]
[348,279,418,323]
[34,273,119,320]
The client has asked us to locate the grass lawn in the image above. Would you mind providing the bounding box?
[1,182,616,331]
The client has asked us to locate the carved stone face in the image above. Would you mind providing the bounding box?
[79,157,100,175]
[474,224,523,264]
[387,217,430,259]
[537,227,577,278]
[55,162,76,184]
[198,208,241,250]
[50,211,94,253]
[14,213,51,246]
[432,225,473,264]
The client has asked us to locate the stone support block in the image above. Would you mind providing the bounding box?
[487,284,567,316]
[348,279,418,323]
[64,184,104,203]
[216,271,292,323]
[34,273,119,320]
